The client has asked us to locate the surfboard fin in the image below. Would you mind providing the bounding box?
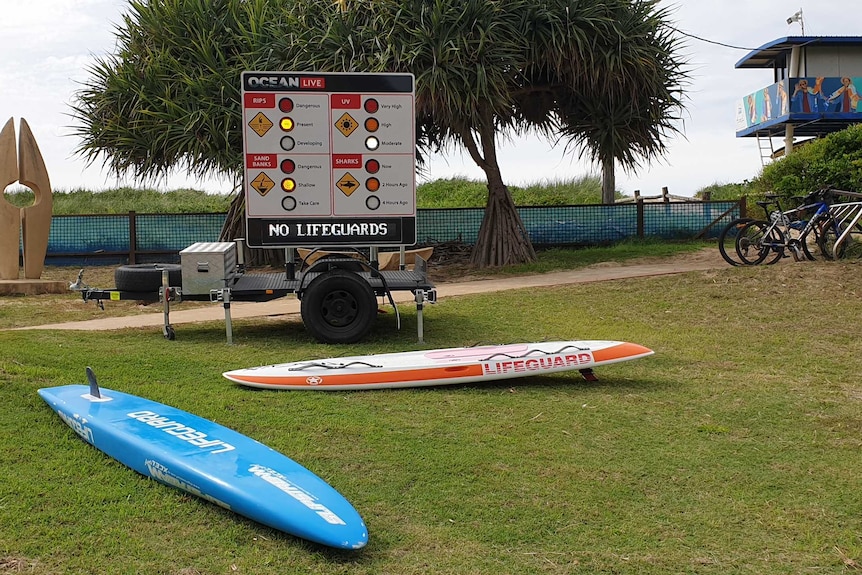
[86,367,102,398]
[579,368,598,382]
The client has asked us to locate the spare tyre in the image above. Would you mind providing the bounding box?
[114,263,182,292]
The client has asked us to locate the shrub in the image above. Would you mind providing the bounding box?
[694,181,756,201]
[755,124,862,198]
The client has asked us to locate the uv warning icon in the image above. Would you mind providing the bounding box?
[335,113,359,137]
[249,112,274,137]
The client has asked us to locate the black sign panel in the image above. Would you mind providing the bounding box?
[242,72,413,94]
[247,217,416,247]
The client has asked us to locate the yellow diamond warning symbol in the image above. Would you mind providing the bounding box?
[335,113,359,137]
[336,172,360,196]
[248,112,273,137]
[250,172,276,196]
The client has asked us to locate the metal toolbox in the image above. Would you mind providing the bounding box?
[179,242,237,295]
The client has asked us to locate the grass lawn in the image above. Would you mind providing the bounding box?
[1,251,861,574]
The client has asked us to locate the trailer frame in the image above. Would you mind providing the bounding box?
[74,241,437,344]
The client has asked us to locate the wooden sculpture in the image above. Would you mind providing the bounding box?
[0,117,53,279]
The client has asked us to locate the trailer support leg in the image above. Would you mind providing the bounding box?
[416,298,423,344]
[211,288,234,345]
[414,288,437,344]
[223,289,233,345]
[160,269,176,340]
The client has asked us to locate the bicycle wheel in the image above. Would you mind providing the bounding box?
[799,232,818,260]
[844,227,862,258]
[736,220,784,265]
[718,218,753,266]
[816,218,862,260]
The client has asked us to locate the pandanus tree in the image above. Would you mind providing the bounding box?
[72,0,686,267]
[548,1,688,204]
[71,0,276,262]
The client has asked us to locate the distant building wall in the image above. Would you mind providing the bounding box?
[805,47,862,76]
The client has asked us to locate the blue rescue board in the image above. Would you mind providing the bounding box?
[38,379,367,550]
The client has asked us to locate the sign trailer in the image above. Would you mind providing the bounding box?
[75,72,435,346]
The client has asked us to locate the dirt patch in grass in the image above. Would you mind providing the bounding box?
[0,556,40,572]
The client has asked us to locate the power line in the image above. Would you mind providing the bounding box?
[668,26,759,52]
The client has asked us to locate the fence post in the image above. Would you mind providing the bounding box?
[129,211,137,265]
[636,196,645,238]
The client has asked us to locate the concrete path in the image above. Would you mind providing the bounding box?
[11,257,721,332]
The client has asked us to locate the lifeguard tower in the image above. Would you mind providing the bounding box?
[735,36,862,164]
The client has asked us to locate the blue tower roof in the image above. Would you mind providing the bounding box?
[735,36,862,69]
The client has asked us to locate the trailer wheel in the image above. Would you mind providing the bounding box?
[114,263,182,292]
[300,269,377,344]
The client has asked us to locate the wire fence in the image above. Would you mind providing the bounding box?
[40,200,744,265]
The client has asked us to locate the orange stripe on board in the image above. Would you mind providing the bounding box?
[590,342,653,363]
[230,364,486,387]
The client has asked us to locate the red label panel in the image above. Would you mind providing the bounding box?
[246,154,277,169]
[332,154,362,168]
[301,77,325,89]
[331,94,361,109]
[243,93,274,108]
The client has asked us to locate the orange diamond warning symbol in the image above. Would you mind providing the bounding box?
[250,172,275,196]
[335,113,358,137]
[248,112,274,137]
[336,172,360,196]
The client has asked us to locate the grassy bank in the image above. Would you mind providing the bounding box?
[4,177,609,214]
[1,257,861,574]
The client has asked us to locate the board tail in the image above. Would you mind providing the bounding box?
[86,367,101,399]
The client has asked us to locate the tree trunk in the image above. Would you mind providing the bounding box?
[460,124,536,268]
[470,171,536,267]
[219,192,244,243]
[601,156,616,205]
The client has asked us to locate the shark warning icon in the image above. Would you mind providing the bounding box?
[336,173,360,196]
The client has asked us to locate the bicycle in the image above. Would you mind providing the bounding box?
[719,216,771,266]
[718,187,840,266]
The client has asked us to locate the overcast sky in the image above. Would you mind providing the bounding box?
[1,1,856,196]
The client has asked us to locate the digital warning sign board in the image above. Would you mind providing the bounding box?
[241,71,416,247]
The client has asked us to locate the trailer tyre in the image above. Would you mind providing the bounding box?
[301,269,377,344]
[114,263,182,292]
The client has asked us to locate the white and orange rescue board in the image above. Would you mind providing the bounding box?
[223,341,654,391]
